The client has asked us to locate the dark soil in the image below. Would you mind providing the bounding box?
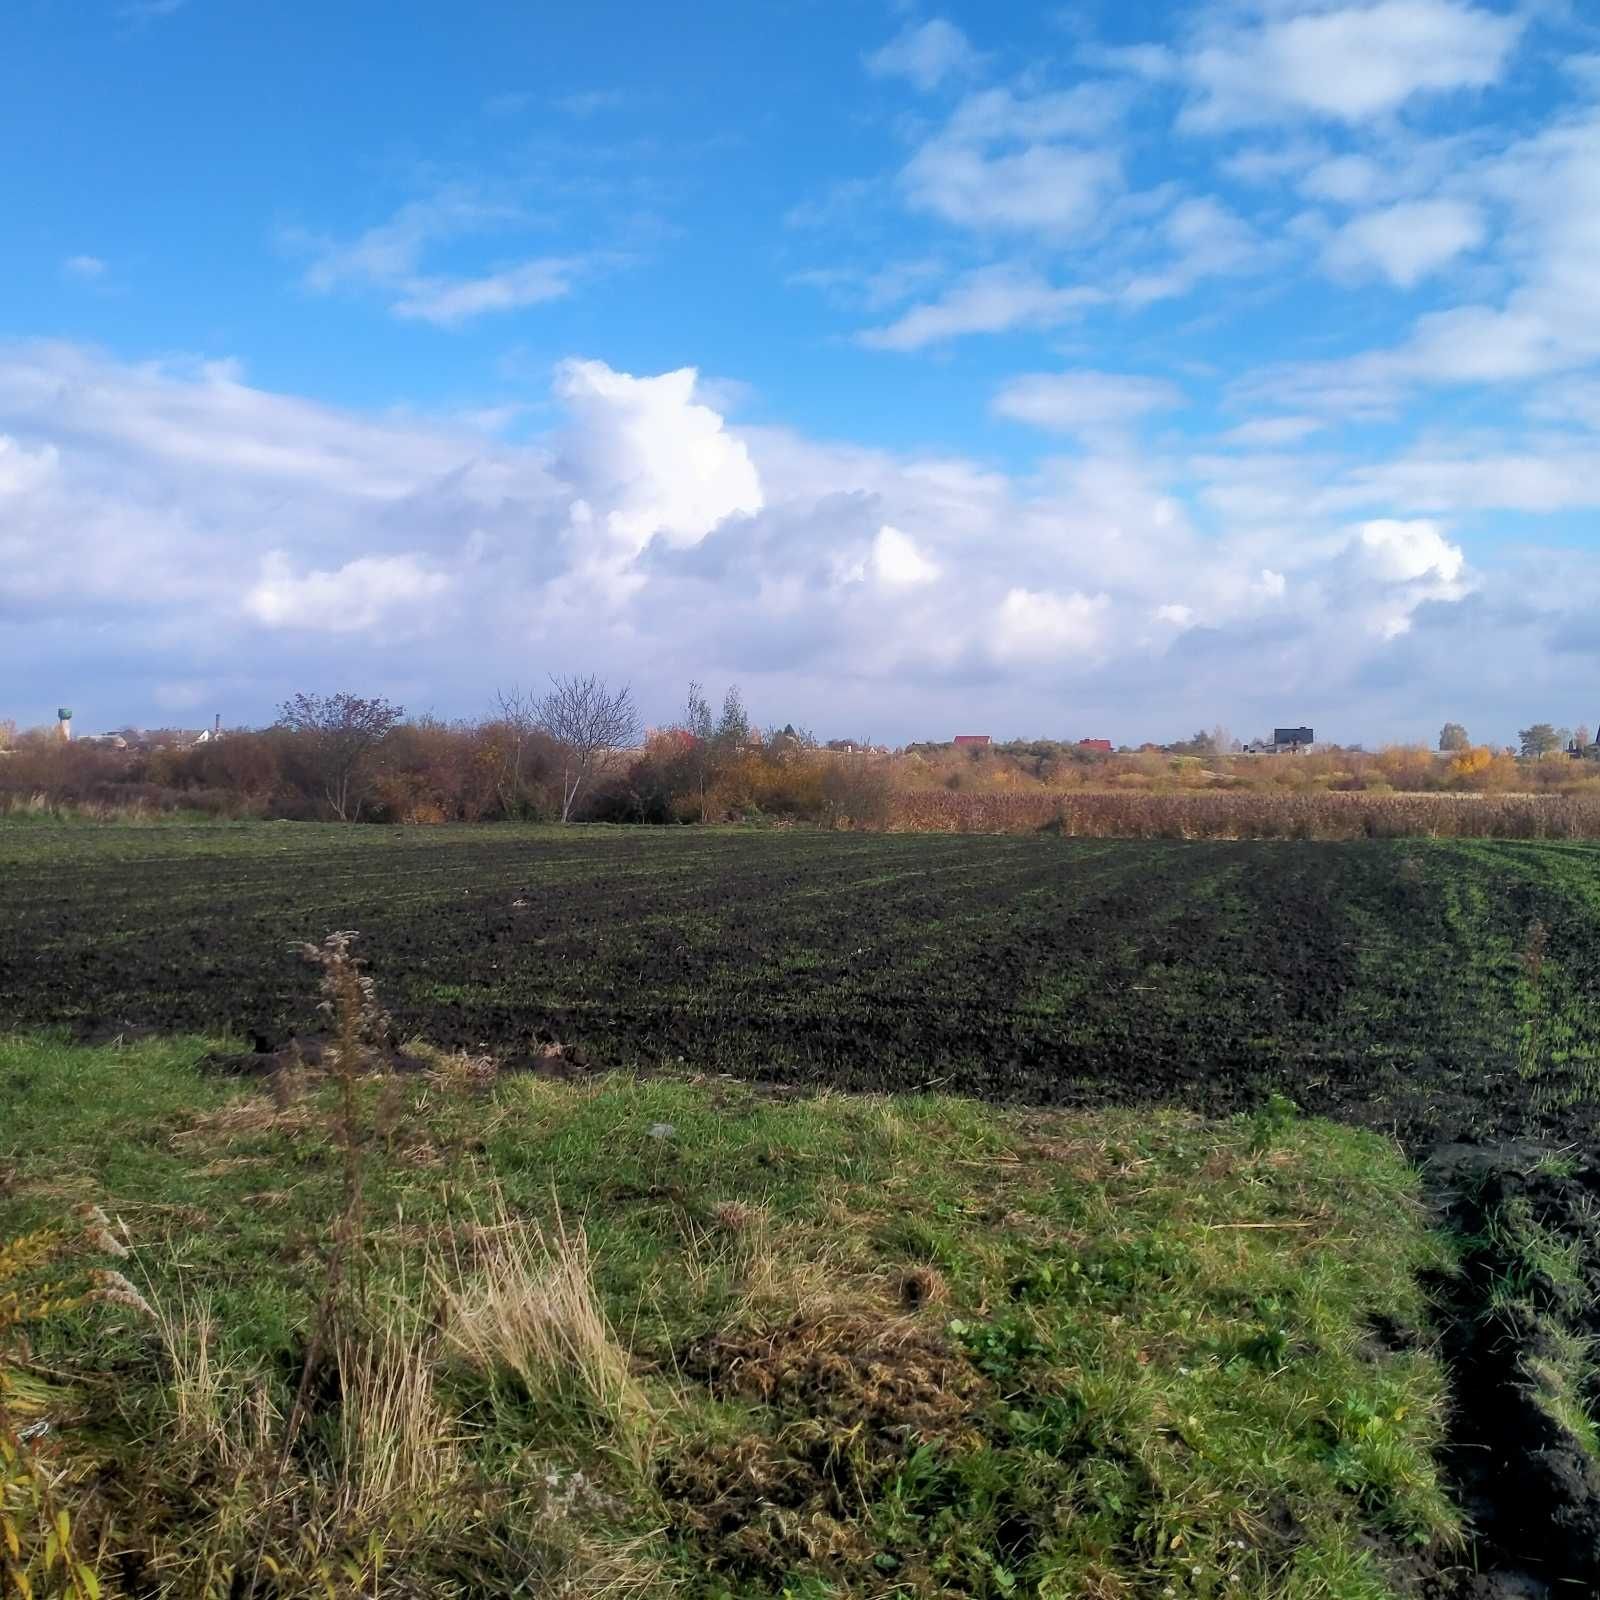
[6,829,1600,1150]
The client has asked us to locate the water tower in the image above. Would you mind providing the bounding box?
[57,707,73,742]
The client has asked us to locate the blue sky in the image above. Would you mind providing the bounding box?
[3,0,1598,745]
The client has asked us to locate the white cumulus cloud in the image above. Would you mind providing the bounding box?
[0,435,58,497]
[872,525,941,587]
[0,341,1570,742]
[993,588,1111,662]
[1347,518,1467,637]
[554,360,763,555]
[1354,518,1465,584]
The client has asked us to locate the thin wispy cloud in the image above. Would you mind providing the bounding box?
[392,257,590,326]
[117,0,188,21]
[554,88,627,116]
[483,91,532,117]
[991,370,1184,435]
[292,189,615,327]
[865,19,979,92]
[62,255,108,282]
[858,267,1102,350]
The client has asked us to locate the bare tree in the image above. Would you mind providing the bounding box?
[277,692,404,822]
[681,680,715,821]
[536,674,639,822]
[493,685,542,817]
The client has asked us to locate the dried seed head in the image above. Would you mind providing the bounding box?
[73,1203,130,1259]
[90,1269,154,1319]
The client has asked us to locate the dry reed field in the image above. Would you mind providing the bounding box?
[889,788,1600,839]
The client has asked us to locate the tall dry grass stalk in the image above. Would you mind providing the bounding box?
[332,1297,457,1524]
[245,929,395,1596]
[676,1203,839,1322]
[2,1205,153,1600]
[434,1198,650,1455]
[150,1286,461,1595]
[0,790,171,823]
[154,1294,279,1476]
[281,931,389,1346]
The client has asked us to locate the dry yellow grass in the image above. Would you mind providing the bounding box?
[156,1296,278,1473]
[433,1197,650,1448]
[332,1299,458,1523]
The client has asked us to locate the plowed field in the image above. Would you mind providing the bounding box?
[4,824,1599,1147]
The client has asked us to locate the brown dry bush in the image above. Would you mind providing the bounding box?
[682,1310,988,1447]
[819,757,894,830]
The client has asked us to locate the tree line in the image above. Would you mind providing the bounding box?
[2,689,1596,825]
[0,677,894,826]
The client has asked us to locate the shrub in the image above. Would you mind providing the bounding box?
[820,757,893,830]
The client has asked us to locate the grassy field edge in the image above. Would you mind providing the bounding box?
[2,1033,1466,1599]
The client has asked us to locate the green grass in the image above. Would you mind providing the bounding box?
[2,1034,1461,1599]
[1449,1181,1600,1469]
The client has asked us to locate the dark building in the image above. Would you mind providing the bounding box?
[1273,727,1314,750]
